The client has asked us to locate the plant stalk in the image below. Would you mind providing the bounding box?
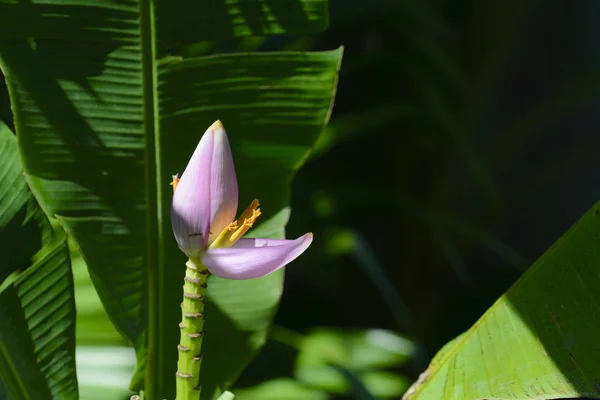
[175,258,208,400]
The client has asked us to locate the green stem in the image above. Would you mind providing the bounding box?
[175,258,208,400]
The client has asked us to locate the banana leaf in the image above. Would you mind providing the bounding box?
[404,203,600,400]
[0,0,342,398]
[0,122,77,399]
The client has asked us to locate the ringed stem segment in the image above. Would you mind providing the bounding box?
[175,258,208,400]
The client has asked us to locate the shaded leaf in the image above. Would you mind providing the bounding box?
[156,0,329,47]
[0,122,77,399]
[0,1,342,398]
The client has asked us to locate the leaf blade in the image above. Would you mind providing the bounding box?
[0,122,77,399]
[0,2,342,398]
[405,203,600,400]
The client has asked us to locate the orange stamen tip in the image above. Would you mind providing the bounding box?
[170,174,180,191]
[245,209,261,226]
[220,199,263,244]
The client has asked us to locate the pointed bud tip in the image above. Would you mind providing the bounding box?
[211,120,224,131]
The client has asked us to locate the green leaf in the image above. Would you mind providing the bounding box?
[360,371,411,398]
[297,328,415,372]
[404,203,600,400]
[155,0,329,45]
[296,328,414,398]
[72,251,126,346]
[215,391,235,400]
[0,122,77,399]
[235,379,327,400]
[0,1,342,399]
[77,346,135,400]
[331,366,379,400]
[0,122,50,284]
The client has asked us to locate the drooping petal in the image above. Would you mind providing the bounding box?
[171,120,238,256]
[206,121,238,244]
[200,233,313,280]
[226,237,292,248]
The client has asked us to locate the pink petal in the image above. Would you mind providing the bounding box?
[172,127,213,256]
[207,121,238,244]
[228,237,294,248]
[171,121,238,256]
[201,233,313,280]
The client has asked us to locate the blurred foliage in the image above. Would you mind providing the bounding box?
[77,347,134,400]
[282,0,600,346]
[235,327,414,399]
[71,242,134,399]
[71,245,125,347]
[253,0,600,398]
[295,328,413,397]
[236,379,327,400]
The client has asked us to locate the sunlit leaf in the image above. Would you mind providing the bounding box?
[404,203,600,400]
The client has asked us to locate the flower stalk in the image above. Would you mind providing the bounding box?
[175,258,209,400]
[171,121,314,399]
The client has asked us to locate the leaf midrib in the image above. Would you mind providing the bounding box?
[139,0,164,397]
[0,340,30,400]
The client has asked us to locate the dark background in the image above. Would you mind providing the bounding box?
[2,0,600,398]
[237,0,600,396]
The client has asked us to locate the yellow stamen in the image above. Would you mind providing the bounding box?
[209,199,261,248]
[230,208,261,242]
[210,222,238,247]
[170,174,180,192]
[236,199,260,226]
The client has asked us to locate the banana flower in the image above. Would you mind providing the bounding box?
[171,120,312,279]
